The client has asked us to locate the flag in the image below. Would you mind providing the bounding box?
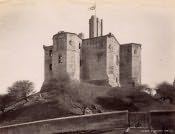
[89,4,96,10]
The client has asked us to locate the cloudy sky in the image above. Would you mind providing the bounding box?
[0,0,175,93]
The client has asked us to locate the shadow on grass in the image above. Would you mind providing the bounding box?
[96,96,138,112]
[0,101,74,126]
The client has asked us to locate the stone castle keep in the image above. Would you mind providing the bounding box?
[43,15,141,87]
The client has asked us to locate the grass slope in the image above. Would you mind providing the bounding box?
[0,80,174,126]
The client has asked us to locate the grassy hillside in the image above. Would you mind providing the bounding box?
[0,79,174,126]
[0,81,110,126]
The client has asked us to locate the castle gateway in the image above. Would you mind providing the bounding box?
[43,15,141,87]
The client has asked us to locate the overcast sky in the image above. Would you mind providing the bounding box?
[0,0,175,93]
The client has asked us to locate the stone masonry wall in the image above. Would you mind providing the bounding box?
[66,33,81,81]
[81,34,120,87]
[120,44,141,87]
[52,33,67,80]
[43,15,142,88]
[50,32,81,81]
[106,35,120,87]
[120,45,132,87]
[81,36,107,82]
[131,44,141,85]
[43,45,53,82]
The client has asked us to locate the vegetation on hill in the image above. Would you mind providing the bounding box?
[0,80,35,114]
[0,78,175,126]
[156,82,175,104]
[8,80,35,102]
[96,86,155,112]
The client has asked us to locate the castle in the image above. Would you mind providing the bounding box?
[43,15,141,87]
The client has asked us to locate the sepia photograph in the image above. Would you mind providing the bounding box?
[0,0,175,133]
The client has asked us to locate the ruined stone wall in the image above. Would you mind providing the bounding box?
[106,35,120,87]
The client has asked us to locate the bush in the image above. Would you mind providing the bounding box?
[8,80,35,102]
[0,94,12,113]
[156,82,175,103]
[96,86,155,111]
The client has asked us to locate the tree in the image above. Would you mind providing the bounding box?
[156,82,175,103]
[0,94,12,113]
[8,80,35,102]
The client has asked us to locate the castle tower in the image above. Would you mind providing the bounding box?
[42,15,142,88]
[120,43,141,87]
[81,33,120,87]
[43,31,82,82]
[89,15,103,38]
[43,45,53,82]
